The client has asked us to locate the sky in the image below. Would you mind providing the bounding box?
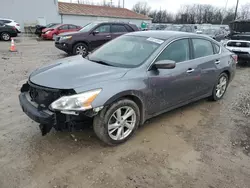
[59,0,249,13]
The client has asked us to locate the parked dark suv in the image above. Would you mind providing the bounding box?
[0,21,17,41]
[55,22,139,56]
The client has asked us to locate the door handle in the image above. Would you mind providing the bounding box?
[215,60,220,64]
[186,68,194,73]
[106,35,111,38]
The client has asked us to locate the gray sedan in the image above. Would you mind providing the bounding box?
[19,31,237,145]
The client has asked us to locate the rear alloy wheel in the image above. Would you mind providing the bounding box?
[1,32,11,41]
[93,99,140,145]
[211,73,228,101]
[73,43,88,56]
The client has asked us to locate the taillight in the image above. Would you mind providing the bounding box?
[16,24,20,26]
[13,26,16,30]
[232,54,238,64]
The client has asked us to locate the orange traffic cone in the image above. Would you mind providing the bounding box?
[9,38,17,52]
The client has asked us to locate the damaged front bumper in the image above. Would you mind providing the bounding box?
[19,87,101,136]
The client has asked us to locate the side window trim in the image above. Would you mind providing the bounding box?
[212,43,221,55]
[147,37,191,70]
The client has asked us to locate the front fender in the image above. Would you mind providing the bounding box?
[103,90,147,124]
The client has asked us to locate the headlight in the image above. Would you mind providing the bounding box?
[50,89,102,111]
[45,31,51,34]
[60,36,72,40]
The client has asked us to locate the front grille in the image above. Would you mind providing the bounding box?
[227,41,250,48]
[29,86,61,109]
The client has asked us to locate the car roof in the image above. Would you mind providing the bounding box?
[0,18,14,21]
[126,31,210,40]
[90,21,134,25]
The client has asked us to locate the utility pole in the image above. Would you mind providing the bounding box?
[221,0,229,25]
[123,0,125,8]
[110,0,113,7]
[118,0,120,7]
[234,0,239,20]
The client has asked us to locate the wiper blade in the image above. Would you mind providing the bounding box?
[89,59,113,66]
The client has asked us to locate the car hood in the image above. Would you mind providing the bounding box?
[58,31,79,36]
[42,28,54,32]
[29,55,129,90]
[59,31,88,37]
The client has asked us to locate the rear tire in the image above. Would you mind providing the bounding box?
[210,73,229,101]
[73,43,88,56]
[1,32,11,41]
[93,99,140,145]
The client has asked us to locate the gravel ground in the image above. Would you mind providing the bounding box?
[0,38,250,188]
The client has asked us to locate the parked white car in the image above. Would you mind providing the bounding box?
[0,18,21,33]
[224,40,250,63]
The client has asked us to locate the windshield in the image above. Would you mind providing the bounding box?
[46,23,58,28]
[88,35,162,68]
[80,23,99,32]
[48,24,60,29]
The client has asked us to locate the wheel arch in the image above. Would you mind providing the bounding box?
[104,91,146,125]
[222,70,230,81]
[72,40,90,50]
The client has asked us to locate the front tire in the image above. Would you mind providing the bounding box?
[210,73,229,101]
[1,32,11,41]
[73,43,88,56]
[93,99,140,145]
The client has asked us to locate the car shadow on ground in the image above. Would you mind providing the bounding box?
[28,98,210,151]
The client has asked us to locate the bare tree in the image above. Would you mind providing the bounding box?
[240,3,250,19]
[132,1,151,15]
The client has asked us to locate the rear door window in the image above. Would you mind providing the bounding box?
[192,39,214,58]
[124,25,134,32]
[111,25,128,33]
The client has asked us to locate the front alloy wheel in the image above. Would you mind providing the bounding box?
[93,99,140,145]
[73,43,88,56]
[108,106,136,141]
[1,32,10,41]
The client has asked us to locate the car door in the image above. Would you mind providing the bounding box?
[0,22,4,32]
[190,38,220,95]
[57,25,69,34]
[111,24,129,39]
[147,38,202,114]
[89,24,111,49]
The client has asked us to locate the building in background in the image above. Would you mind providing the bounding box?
[0,0,60,31]
[0,0,151,32]
[58,2,151,28]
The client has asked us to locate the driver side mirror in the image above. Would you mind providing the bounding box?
[93,30,99,35]
[154,60,176,69]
